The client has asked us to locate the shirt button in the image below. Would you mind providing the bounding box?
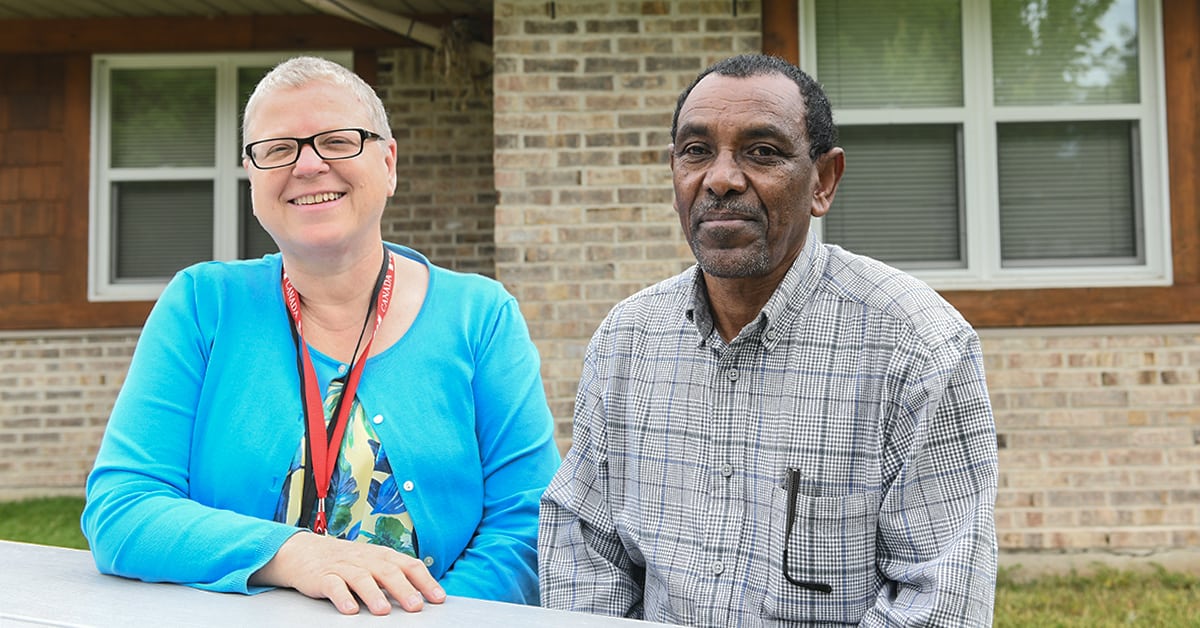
[402,480,415,491]
[423,556,435,567]
[766,329,778,341]
[720,464,733,477]
[337,364,348,375]
[711,560,724,575]
[372,414,384,425]
[727,368,739,381]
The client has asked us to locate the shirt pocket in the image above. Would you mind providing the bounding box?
[761,484,882,624]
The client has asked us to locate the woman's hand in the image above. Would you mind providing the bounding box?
[250,532,447,615]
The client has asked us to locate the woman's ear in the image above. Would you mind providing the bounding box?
[811,147,845,218]
[385,138,399,196]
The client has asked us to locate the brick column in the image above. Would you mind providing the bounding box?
[377,48,498,277]
[493,0,762,447]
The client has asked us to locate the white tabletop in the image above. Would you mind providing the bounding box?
[0,540,665,627]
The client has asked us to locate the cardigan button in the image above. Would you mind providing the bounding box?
[372,414,384,425]
[423,556,435,567]
[403,480,415,491]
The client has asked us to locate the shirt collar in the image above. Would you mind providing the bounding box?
[684,233,828,350]
[683,267,713,346]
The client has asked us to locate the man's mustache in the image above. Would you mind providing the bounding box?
[692,197,765,222]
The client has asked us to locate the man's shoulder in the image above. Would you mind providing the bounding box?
[591,266,695,337]
[611,266,694,312]
[820,244,974,342]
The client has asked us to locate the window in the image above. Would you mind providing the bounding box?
[801,0,1169,289]
[88,52,351,301]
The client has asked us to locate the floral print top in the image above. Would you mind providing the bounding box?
[275,378,417,556]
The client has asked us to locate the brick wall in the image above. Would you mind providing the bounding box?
[6,325,1197,557]
[376,47,498,277]
[983,327,1200,552]
[493,0,759,427]
[491,0,1199,557]
[0,330,136,499]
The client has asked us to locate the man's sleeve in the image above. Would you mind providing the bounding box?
[862,330,999,627]
[538,326,646,618]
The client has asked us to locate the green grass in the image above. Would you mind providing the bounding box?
[2,496,1199,625]
[0,496,88,550]
[996,564,1200,627]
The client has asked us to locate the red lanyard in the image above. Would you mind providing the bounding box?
[282,248,395,534]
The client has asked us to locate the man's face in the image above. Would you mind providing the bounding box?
[670,72,841,281]
[242,81,397,260]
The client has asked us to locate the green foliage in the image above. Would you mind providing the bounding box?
[990,0,1139,106]
[0,496,88,550]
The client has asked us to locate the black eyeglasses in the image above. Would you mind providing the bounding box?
[244,128,385,170]
[783,468,833,593]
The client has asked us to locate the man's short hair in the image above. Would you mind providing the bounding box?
[671,54,837,161]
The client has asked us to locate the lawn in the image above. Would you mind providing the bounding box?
[0,495,88,550]
[2,496,1198,625]
[996,564,1200,627]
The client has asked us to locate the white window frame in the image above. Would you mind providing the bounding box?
[800,0,1171,290]
[88,51,352,302]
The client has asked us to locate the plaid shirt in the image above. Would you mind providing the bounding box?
[540,235,998,627]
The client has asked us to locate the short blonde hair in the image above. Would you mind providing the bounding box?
[242,56,392,141]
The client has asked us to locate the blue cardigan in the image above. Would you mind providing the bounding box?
[82,244,561,604]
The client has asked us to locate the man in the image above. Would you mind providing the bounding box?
[539,54,998,626]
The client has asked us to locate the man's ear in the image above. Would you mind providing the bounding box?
[668,143,676,173]
[811,147,845,218]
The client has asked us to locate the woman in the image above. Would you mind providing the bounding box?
[82,56,560,616]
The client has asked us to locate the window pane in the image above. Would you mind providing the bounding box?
[113,181,213,279]
[110,68,216,168]
[236,66,273,165]
[998,121,1139,263]
[239,180,278,259]
[815,0,963,108]
[992,0,1139,106]
[235,67,277,259]
[824,124,963,266]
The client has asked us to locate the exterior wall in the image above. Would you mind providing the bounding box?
[5,324,1199,558]
[0,330,136,499]
[377,47,498,277]
[984,327,1200,552]
[0,54,79,314]
[491,0,1200,557]
[492,0,759,426]
[0,14,421,332]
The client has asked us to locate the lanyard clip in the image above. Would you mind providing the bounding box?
[313,500,328,535]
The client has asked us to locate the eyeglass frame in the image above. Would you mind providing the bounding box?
[243,127,386,170]
[782,467,833,593]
